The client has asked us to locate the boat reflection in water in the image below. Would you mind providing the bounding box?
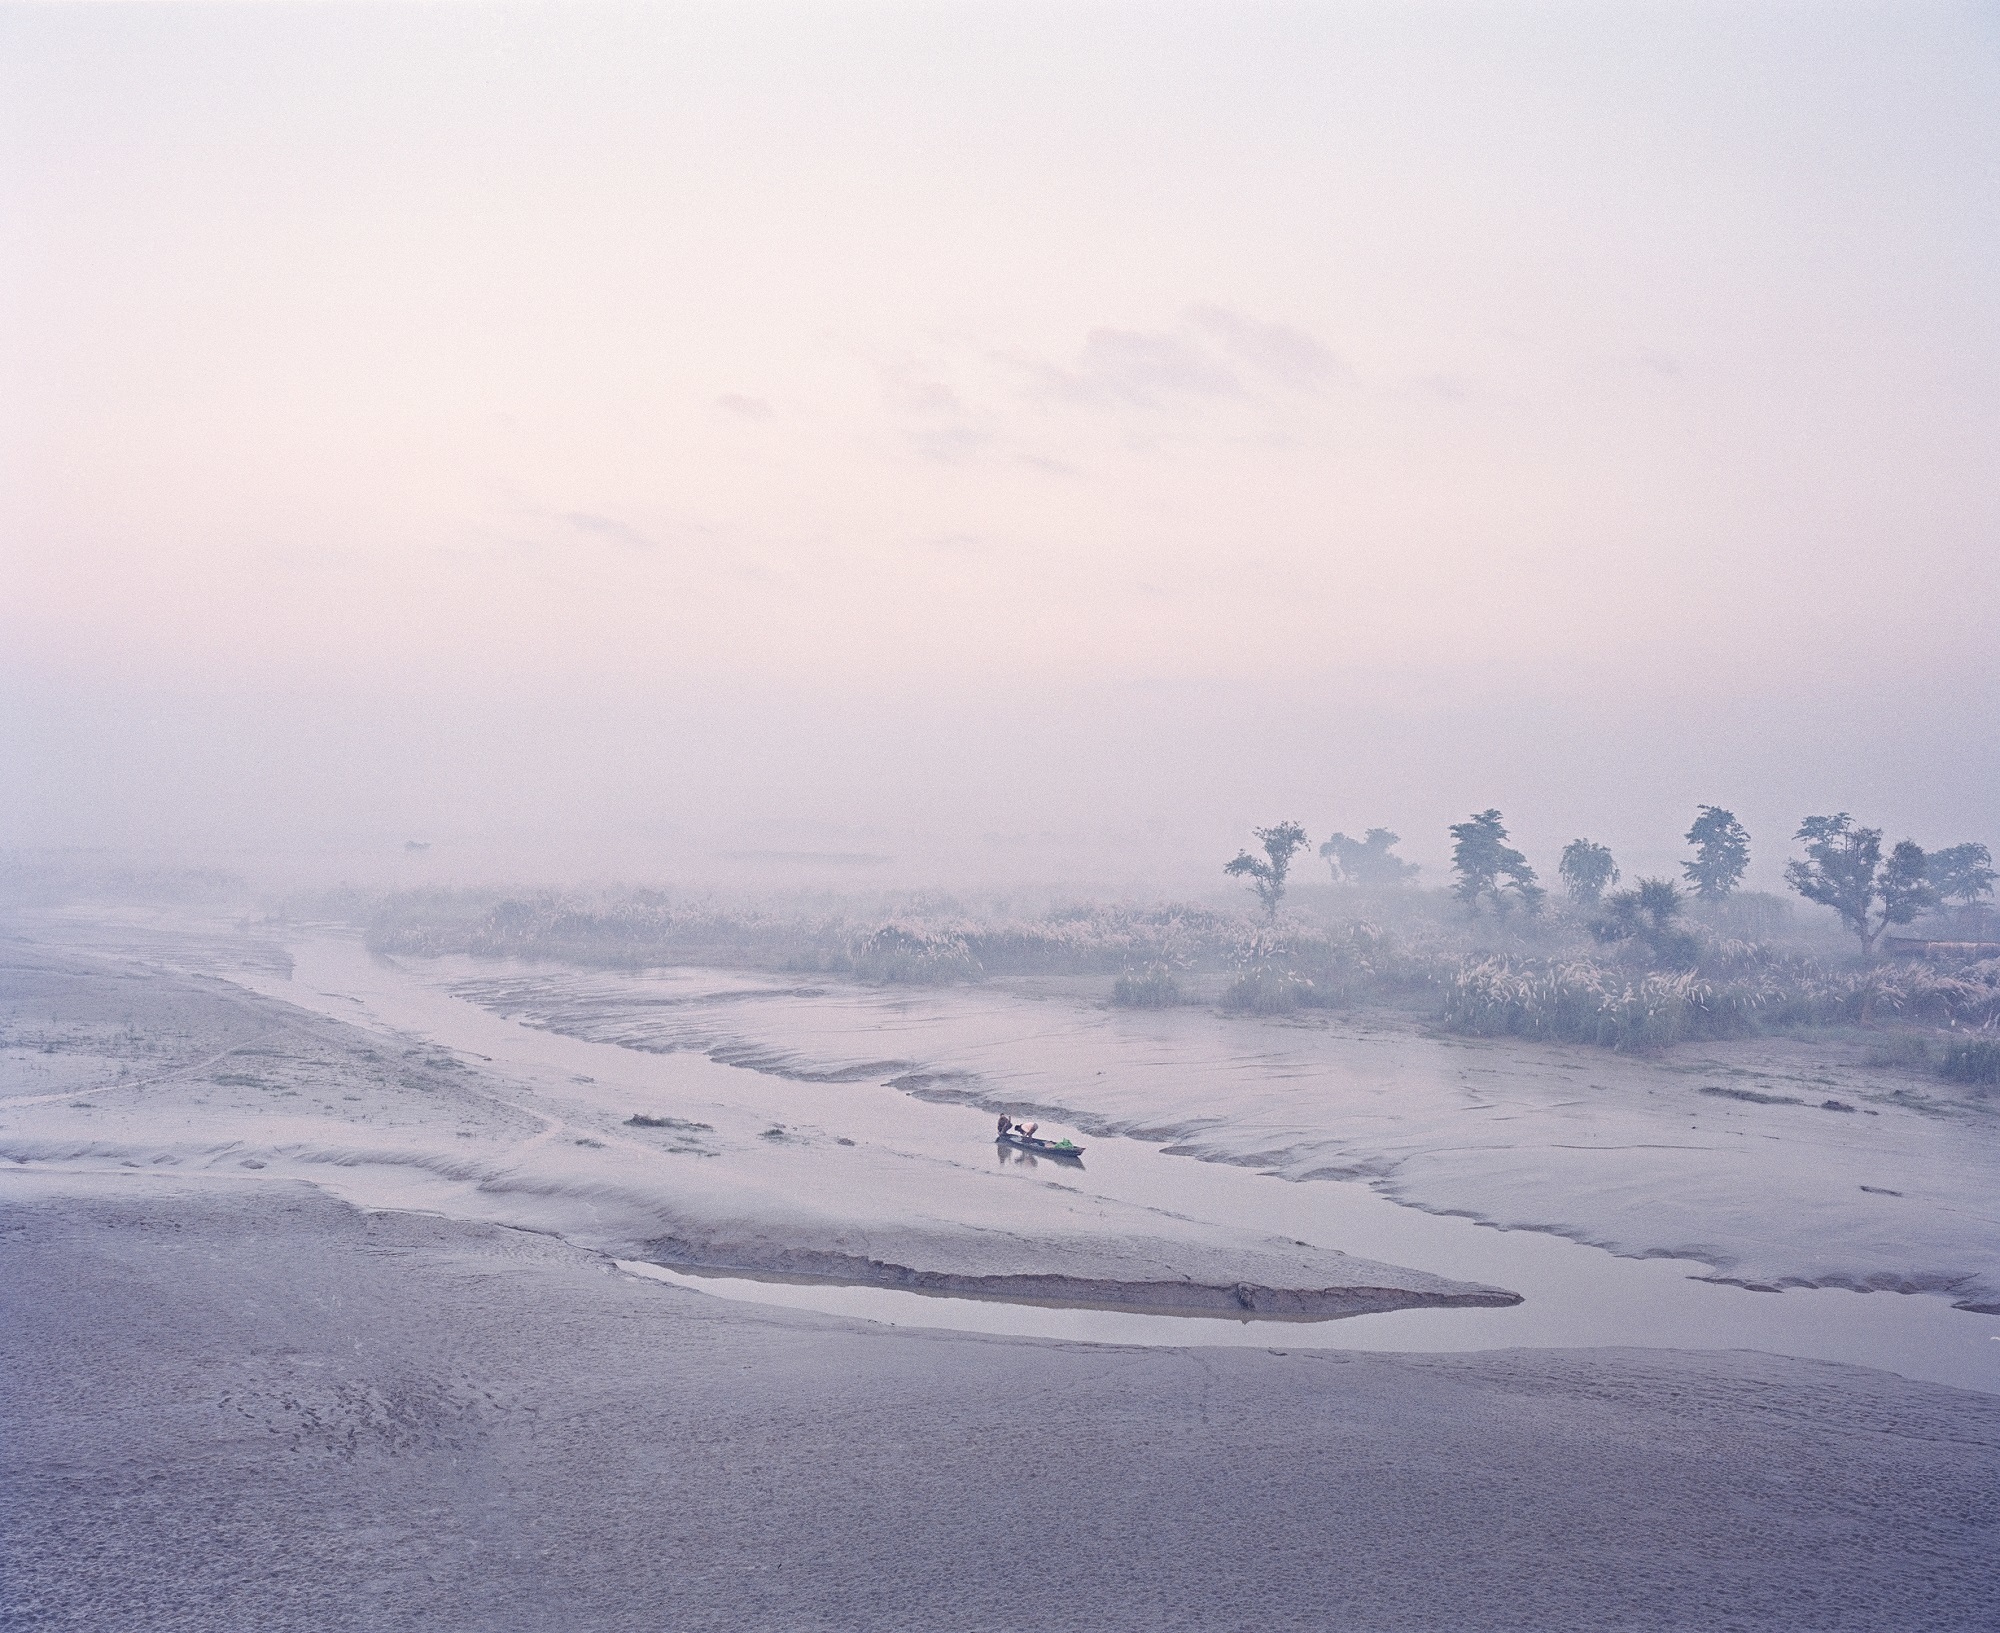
[995,1120,1086,1166]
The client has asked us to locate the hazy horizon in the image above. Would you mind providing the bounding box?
[6,2,1995,894]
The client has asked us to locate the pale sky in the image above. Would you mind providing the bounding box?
[3,3,1996,885]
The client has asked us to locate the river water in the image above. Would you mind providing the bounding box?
[247,936,2000,1394]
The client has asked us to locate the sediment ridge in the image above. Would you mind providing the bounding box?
[640,1236,1524,1319]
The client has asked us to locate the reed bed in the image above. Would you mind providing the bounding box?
[364,889,2000,1069]
[1443,960,1759,1050]
[1442,953,2000,1051]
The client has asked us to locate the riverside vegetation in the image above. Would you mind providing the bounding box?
[360,808,1998,1083]
[362,884,2000,1066]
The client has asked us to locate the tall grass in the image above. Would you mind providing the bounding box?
[1941,1040,2000,1086]
[362,885,2000,1063]
[850,924,981,984]
[366,890,1402,987]
[1442,960,1766,1050]
[1442,952,2000,1050]
[1219,967,1337,1014]
[1112,967,1184,1008]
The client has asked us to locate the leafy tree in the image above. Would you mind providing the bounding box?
[1783,814,1936,954]
[1927,842,1996,908]
[1682,806,1750,900]
[1225,821,1310,917]
[1558,839,1619,906]
[1448,809,1544,917]
[1879,842,1935,938]
[1319,827,1420,886]
[1593,877,1697,967]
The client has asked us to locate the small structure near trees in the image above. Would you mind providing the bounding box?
[1885,841,1998,954]
[1784,814,1935,955]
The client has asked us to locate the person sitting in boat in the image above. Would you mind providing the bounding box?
[997,1114,1013,1137]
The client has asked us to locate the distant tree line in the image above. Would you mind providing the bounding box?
[1785,818,1993,954]
[1223,804,1994,954]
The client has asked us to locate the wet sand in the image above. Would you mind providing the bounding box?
[6,1175,1997,1633]
[230,932,2000,1391]
[0,941,1512,1320]
[425,954,2000,1313]
[6,919,2000,1627]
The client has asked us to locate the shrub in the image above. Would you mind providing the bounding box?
[1695,891,1794,942]
[1592,878,1698,969]
[850,924,982,984]
[1216,964,1328,1012]
[1112,967,1183,1008]
[1862,1034,1933,1069]
[1940,1040,2000,1086]
[359,885,2000,1054]
[1441,958,1756,1051]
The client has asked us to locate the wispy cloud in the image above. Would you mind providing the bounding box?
[874,307,1345,468]
[1024,327,1241,408]
[1015,307,1345,410]
[562,511,657,551]
[1186,305,1348,388]
[882,367,996,462]
[907,423,996,461]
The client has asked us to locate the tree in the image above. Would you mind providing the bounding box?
[1319,827,1420,886]
[1783,814,1937,954]
[1927,842,1996,908]
[1448,809,1544,917]
[1558,839,1619,906]
[1683,806,1750,900]
[1593,877,1698,967]
[1880,841,1935,939]
[1225,821,1310,917]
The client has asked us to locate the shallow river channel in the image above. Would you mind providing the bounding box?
[250,937,2000,1395]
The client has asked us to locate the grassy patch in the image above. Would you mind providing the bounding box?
[1940,1039,2000,1086]
[359,884,2000,1056]
[1112,967,1183,1008]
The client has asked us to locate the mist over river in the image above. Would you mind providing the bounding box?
[8,909,2000,1630]
[11,6,2000,1623]
[231,934,1999,1393]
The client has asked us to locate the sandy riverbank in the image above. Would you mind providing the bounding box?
[431,955,2000,1313]
[0,941,1513,1318]
[6,922,2000,1626]
[5,1174,1996,1632]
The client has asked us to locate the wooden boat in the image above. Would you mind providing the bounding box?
[996,1129,1085,1160]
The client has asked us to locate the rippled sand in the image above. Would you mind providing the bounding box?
[5,913,2000,1628]
[6,1176,1996,1632]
